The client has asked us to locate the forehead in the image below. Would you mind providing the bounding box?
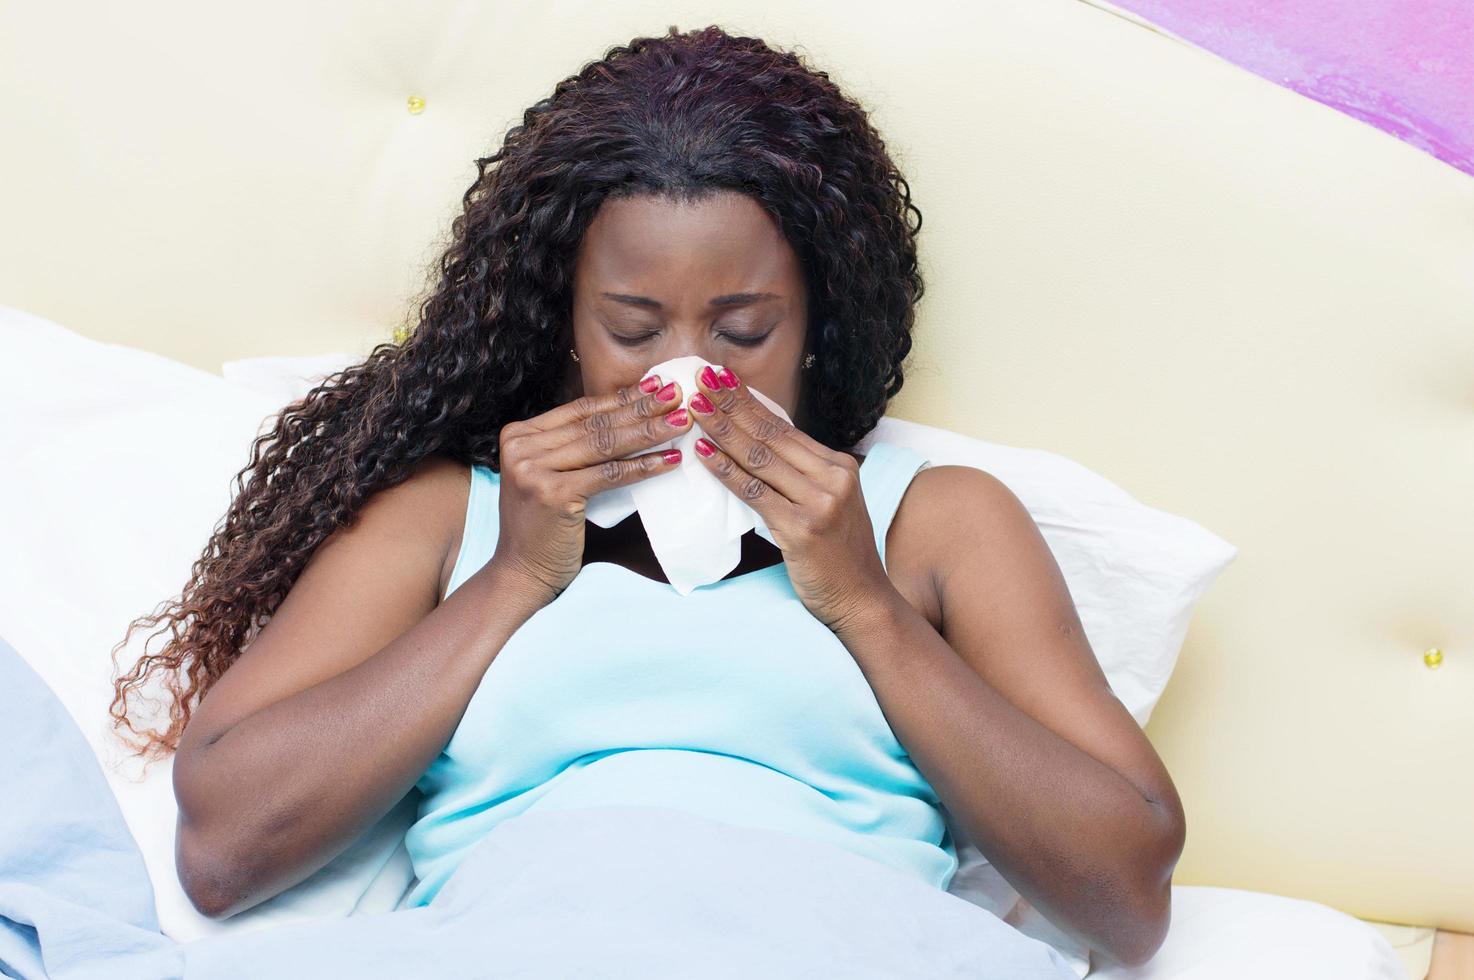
[576,192,802,290]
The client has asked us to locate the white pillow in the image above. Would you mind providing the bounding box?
[857,414,1237,729]
[0,307,418,942]
[1091,885,1405,980]
[220,352,357,404]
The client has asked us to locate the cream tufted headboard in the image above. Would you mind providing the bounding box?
[2,0,1469,934]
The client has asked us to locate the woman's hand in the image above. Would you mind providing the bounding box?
[687,363,892,633]
[494,373,695,601]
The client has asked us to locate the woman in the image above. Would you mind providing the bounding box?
[109,24,1183,970]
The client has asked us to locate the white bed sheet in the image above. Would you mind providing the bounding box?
[1090,884,1406,979]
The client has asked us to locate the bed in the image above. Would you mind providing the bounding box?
[0,0,1469,977]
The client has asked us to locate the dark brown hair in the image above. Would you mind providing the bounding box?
[109,23,925,758]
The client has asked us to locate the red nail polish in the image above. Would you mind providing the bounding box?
[699,365,720,390]
[640,375,661,394]
[717,367,739,389]
[695,437,716,457]
[665,408,689,427]
[657,382,678,401]
[662,449,682,464]
[689,392,715,415]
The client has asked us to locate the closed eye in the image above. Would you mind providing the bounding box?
[614,332,771,348]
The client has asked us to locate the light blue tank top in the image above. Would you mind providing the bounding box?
[403,440,958,908]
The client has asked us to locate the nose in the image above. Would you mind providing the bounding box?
[648,331,725,368]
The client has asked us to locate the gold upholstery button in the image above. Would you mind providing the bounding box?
[1423,647,1444,669]
[407,95,426,115]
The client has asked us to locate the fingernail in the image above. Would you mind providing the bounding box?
[640,374,662,394]
[664,408,689,427]
[717,367,739,389]
[657,382,678,401]
[699,365,720,390]
[662,449,682,464]
[695,437,716,457]
[689,392,715,415]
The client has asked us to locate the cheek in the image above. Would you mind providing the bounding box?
[587,358,662,399]
[739,370,800,413]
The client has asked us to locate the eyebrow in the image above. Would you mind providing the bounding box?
[600,291,782,310]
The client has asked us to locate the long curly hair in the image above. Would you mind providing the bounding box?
[108,22,925,759]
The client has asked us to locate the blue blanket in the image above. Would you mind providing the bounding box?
[0,637,182,979]
[0,635,1078,979]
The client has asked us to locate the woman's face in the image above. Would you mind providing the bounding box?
[567,191,810,425]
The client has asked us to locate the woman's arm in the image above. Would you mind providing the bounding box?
[172,457,556,919]
[829,465,1185,970]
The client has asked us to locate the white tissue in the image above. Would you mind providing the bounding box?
[584,354,788,596]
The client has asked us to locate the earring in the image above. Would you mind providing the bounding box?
[569,348,580,363]
[802,353,815,369]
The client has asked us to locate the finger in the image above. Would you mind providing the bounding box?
[564,436,687,503]
[693,363,831,480]
[544,383,694,474]
[518,373,680,455]
[525,372,678,435]
[691,428,803,532]
[688,370,807,510]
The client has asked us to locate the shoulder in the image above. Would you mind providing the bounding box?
[385,453,472,514]
[372,453,474,596]
[884,462,1033,626]
[906,462,1024,532]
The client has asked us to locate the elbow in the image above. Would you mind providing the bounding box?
[175,819,254,919]
[175,791,286,920]
[172,735,263,919]
[1106,798,1186,968]
[174,796,319,920]
[1101,878,1173,968]
[180,877,240,921]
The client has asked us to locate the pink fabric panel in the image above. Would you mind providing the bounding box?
[1112,0,1474,178]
